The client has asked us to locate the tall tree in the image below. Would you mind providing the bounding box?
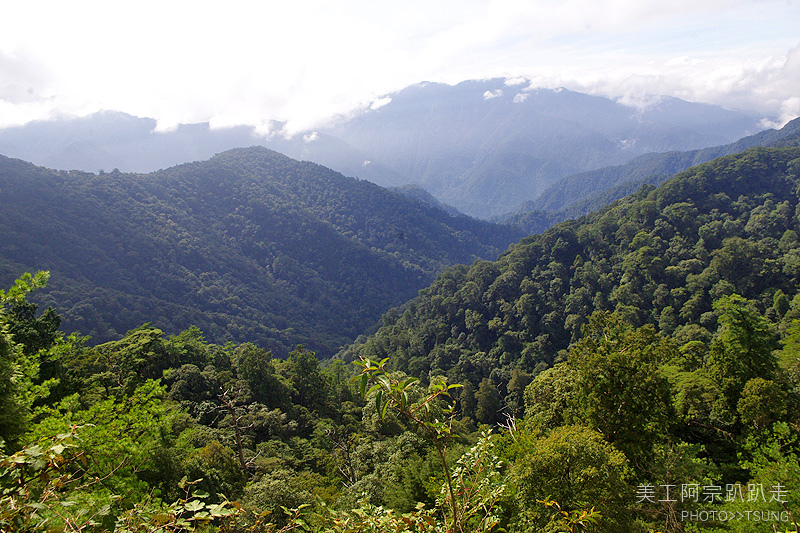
[475,378,502,426]
[0,271,51,448]
[569,311,675,472]
[707,294,780,416]
[283,346,328,412]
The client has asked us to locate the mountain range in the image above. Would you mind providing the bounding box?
[0,79,763,219]
[4,74,800,533]
[324,79,761,217]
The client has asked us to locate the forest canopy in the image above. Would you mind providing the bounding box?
[0,148,521,357]
[2,146,800,532]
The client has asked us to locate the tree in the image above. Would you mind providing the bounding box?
[5,300,61,356]
[0,316,25,446]
[523,362,578,433]
[355,357,505,532]
[737,377,788,432]
[504,369,532,419]
[707,294,780,416]
[508,425,632,532]
[28,380,170,506]
[282,346,328,412]
[233,343,290,409]
[0,272,52,448]
[568,311,675,472]
[458,380,477,421]
[88,325,174,396]
[475,378,502,426]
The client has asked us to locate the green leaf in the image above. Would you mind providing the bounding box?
[381,396,390,419]
[97,504,112,516]
[184,500,205,512]
[25,445,43,457]
[401,377,419,389]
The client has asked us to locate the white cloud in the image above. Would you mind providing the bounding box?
[761,97,800,129]
[513,92,529,103]
[0,0,798,130]
[666,56,706,66]
[303,131,320,143]
[504,77,528,86]
[370,97,393,110]
[483,89,503,99]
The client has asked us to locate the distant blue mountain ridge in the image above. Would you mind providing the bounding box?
[0,78,765,219]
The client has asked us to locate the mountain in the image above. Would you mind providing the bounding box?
[389,184,462,217]
[0,111,403,187]
[341,146,800,384]
[0,148,522,356]
[0,80,764,220]
[325,79,762,218]
[505,117,800,233]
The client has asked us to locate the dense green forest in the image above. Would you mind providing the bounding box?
[0,148,521,357]
[2,146,800,532]
[506,117,800,234]
[348,147,800,379]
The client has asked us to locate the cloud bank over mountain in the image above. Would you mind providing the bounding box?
[0,0,798,133]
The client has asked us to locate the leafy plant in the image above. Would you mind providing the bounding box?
[355,356,504,532]
[113,477,240,533]
[0,428,112,532]
[538,499,601,533]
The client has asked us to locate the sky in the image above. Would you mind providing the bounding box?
[1,0,798,135]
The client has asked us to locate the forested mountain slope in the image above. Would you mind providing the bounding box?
[506,117,800,233]
[343,147,800,384]
[0,148,521,355]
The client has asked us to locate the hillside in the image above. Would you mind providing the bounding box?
[0,148,522,356]
[343,146,800,382]
[506,117,800,233]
